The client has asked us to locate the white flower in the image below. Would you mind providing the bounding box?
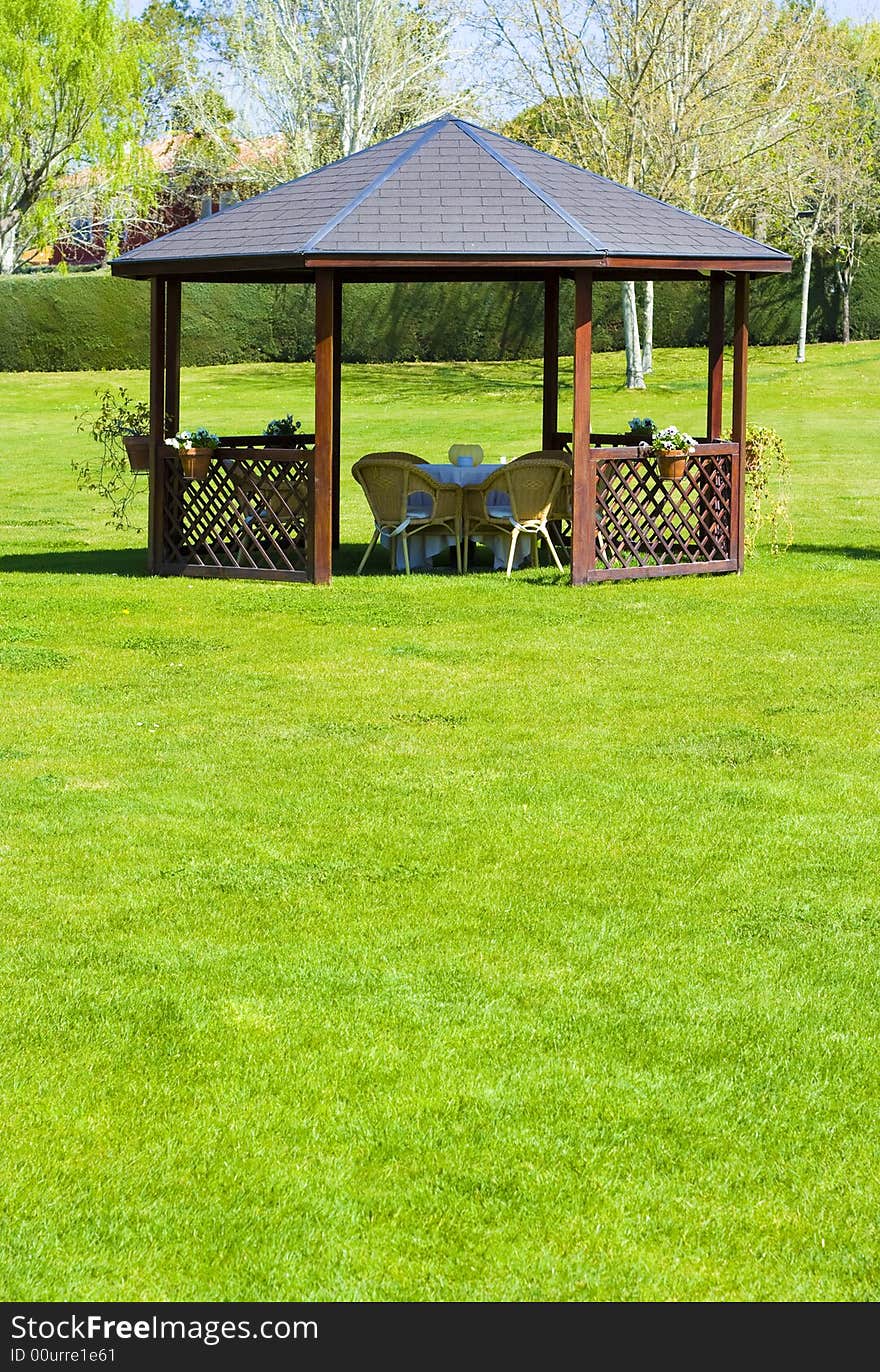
[168,427,219,450]
[653,425,696,453]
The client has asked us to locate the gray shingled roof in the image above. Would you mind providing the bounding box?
[113,116,789,270]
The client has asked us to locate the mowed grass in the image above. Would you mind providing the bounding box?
[0,341,878,1301]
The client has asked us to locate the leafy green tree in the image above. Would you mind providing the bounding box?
[766,16,880,358]
[822,22,880,344]
[0,0,151,271]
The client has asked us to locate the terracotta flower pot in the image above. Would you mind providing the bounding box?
[179,446,213,480]
[657,450,687,481]
[123,435,150,473]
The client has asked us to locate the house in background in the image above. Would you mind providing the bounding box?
[29,132,286,269]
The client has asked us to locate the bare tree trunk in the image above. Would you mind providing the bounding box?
[837,267,851,344]
[0,218,17,275]
[641,279,654,375]
[796,233,813,364]
[621,281,645,389]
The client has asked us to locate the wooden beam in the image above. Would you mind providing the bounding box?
[114,264,712,285]
[332,267,557,284]
[305,254,790,275]
[571,270,594,586]
[165,278,181,433]
[589,268,710,282]
[148,277,166,576]
[706,272,725,440]
[113,251,791,282]
[313,269,335,584]
[332,275,342,549]
[731,274,750,572]
[542,273,560,450]
[602,255,790,274]
[124,271,316,285]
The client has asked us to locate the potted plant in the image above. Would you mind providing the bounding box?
[627,416,655,444]
[650,424,697,481]
[77,385,153,473]
[263,415,302,444]
[73,386,158,529]
[167,427,220,480]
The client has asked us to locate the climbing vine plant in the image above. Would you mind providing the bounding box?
[741,425,792,555]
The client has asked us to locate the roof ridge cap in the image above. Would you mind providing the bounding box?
[303,119,449,253]
[451,119,606,254]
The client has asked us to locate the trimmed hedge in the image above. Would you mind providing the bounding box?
[1,243,878,371]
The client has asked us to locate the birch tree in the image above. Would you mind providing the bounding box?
[770,18,879,359]
[482,0,818,387]
[821,25,880,345]
[321,0,456,155]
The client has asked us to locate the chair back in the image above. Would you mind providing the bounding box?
[512,449,571,464]
[405,466,461,522]
[353,457,461,525]
[359,450,428,464]
[480,459,567,524]
[352,457,413,525]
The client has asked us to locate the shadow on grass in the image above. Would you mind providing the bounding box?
[335,541,569,582]
[0,548,147,576]
[789,543,880,562]
[0,543,572,583]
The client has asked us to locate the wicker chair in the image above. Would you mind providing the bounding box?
[352,456,462,574]
[464,458,568,576]
[511,450,571,561]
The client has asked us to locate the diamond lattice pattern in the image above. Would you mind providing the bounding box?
[162,452,312,576]
[595,452,732,571]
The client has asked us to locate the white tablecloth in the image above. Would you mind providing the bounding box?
[382,462,532,570]
[421,462,503,489]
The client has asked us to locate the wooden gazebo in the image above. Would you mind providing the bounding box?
[111,116,791,586]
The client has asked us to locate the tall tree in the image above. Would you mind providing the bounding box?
[220,0,462,174]
[0,0,149,272]
[769,16,880,359]
[136,0,204,137]
[217,0,322,178]
[486,0,818,387]
[822,22,880,344]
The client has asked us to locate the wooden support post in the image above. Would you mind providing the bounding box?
[164,278,181,434]
[331,275,342,549]
[148,277,166,575]
[313,269,335,584]
[571,270,594,586]
[731,274,749,572]
[706,272,725,440]
[542,272,560,449]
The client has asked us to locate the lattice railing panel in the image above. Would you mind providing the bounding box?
[161,449,313,578]
[595,450,733,572]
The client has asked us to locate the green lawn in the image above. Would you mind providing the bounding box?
[0,342,878,1301]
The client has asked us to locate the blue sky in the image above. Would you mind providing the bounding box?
[827,0,879,16]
